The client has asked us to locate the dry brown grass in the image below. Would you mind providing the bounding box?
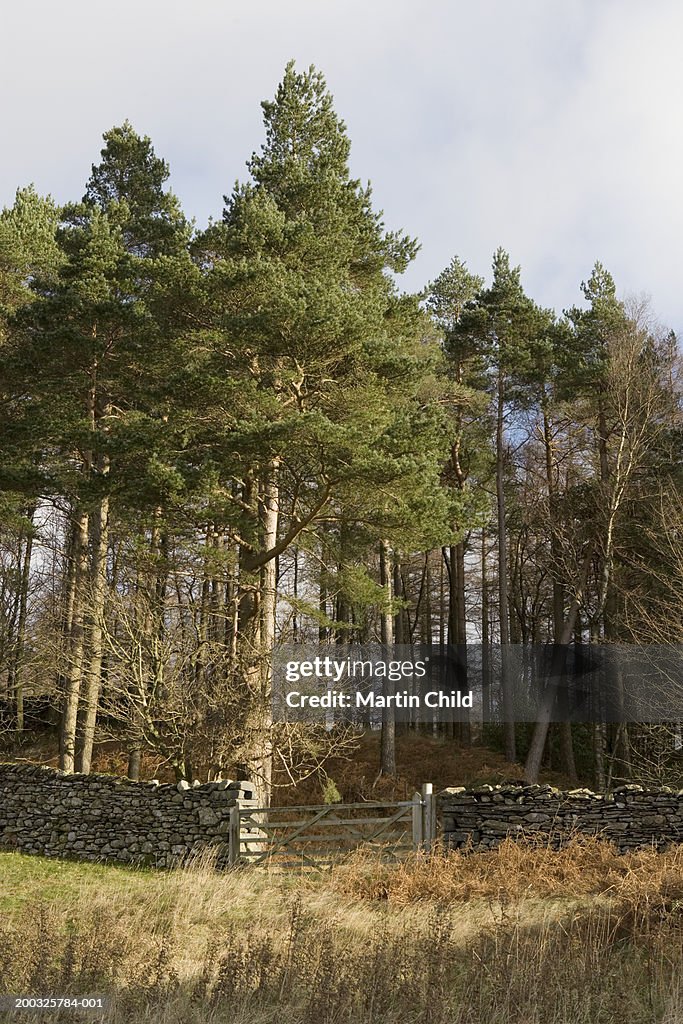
[330,834,683,909]
[2,842,683,1023]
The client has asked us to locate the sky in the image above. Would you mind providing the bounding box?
[2,0,682,334]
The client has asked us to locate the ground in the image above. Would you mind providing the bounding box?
[2,728,576,802]
[3,731,675,1021]
[1,838,683,1023]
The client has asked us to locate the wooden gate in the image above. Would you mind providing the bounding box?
[228,783,436,868]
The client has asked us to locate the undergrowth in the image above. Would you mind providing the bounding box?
[2,840,683,1023]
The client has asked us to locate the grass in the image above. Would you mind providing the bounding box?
[2,839,683,1023]
[0,854,152,914]
[331,832,683,908]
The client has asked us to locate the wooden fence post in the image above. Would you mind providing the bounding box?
[228,802,241,867]
[421,782,436,853]
[412,790,423,849]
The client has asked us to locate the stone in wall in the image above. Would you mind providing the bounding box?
[440,783,683,852]
[0,763,257,868]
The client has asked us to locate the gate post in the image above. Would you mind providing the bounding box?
[228,802,241,866]
[421,782,436,853]
[412,790,423,849]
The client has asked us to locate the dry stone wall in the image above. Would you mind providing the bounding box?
[440,783,683,851]
[3,765,683,869]
[0,763,257,867]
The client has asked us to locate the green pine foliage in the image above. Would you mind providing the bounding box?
[0,61,681,790]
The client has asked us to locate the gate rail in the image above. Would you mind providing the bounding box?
[228,782,436,868]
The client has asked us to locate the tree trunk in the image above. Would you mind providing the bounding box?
[394,558,411,736]
[379,539,396,775]
[59,508,89,773]
[393,559,404,646]
[524,541,596,783]
[8,508,35,733]
[559,722,578,785]
[593,723,606,791]
[56,522,78,760]
[292,547,299,642]
[542,407,577,784]
[496,376,516,762]
[75,489,110,774]
[446,541,467,647]
[256,466,278,803]
[237,461,279,807]
[319,543,328,644]
[481,529,491,722]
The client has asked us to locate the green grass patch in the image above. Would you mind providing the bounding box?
[0,851,152,914]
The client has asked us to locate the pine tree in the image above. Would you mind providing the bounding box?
[452,249,548,760]
[427,256,488,652]
[189,63,455,796]
[0,125,195,772]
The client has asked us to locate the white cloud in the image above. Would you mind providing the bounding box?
[2,0,681,332]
